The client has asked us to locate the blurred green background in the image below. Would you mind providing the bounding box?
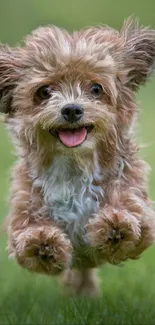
[0,1,155,324]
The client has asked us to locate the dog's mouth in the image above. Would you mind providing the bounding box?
[49,125,94,147]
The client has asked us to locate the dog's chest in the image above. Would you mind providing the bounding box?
[40,156,103,239]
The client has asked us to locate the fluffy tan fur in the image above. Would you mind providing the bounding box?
[0,18,155,296]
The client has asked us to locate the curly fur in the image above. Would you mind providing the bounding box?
[1,18,155,296]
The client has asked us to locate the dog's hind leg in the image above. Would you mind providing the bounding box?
[62,268,100,296]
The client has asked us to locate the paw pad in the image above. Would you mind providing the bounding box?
[38,244,54,261]
[108,228,124,244]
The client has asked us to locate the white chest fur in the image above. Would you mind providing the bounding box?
[35,156,104,240]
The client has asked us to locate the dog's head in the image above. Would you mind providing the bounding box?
[0,19,155,161]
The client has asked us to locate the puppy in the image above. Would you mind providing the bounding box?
[0,18,155,296]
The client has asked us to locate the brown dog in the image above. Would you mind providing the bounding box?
[0,18,155,295]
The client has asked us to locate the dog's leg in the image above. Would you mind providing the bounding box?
[62,268,100,296]
[86,187,155,264]
[6,162,73,275]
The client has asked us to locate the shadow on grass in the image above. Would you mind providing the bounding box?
[0,277,155,325]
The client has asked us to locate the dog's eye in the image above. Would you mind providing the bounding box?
[36,85,52,100]
[91,83,103,98]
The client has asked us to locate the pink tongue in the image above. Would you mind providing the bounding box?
[59,128,87,147]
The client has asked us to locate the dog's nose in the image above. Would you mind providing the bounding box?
[61,104,83,123]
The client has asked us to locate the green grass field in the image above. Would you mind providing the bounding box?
[0,79,155,325]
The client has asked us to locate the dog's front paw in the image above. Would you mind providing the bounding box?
[9,226,73,275]
[86,208,141,264]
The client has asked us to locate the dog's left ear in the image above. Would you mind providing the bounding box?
[122,19,155,90]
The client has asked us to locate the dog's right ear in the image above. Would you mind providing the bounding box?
[0,45,22,114]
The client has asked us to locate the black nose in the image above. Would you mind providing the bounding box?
[61,104,83,123]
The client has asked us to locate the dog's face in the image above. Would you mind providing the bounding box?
[0,19,155,160]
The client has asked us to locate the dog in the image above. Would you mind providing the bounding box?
[0,18,155,296]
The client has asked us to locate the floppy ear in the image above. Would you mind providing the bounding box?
[0,45,22,113]
[122,19,155,90]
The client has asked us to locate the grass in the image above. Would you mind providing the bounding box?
[0,80,155,324]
